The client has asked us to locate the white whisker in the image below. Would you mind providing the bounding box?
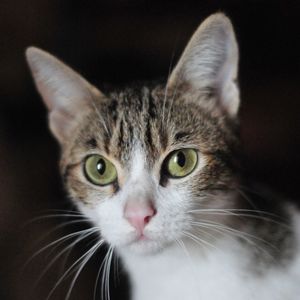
[23,227,98,272]
[188,208,290,229]
[65,239,105,300]
[175,238,191,261]
[33,229,100,289]
[101,246,114,300]
[46,240,104,300]
[182,230,218,251]
[162,46,177,125]
[189,221,276,260]
[27,213,86,226]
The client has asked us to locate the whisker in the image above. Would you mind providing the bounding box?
[46,240,104,300]
[236,188,258,211]
[182,230,218,251]
[47,219,91,234]
[166,74,180,128]
[27,213,86,226]
[162,44,177,125]
[189,221,276,260]
[188,209,290,229]
[175,238,191,261]
[113,250,119,288]
[35,219,92,252]
[101,246,114,300]
[96,246,112,300]
[191,220,278,250]
[86,87,111,137]
[189,207,280,217]
[23,228,98,272]
[65,239,105,300]
[33,229,100,289]
[36,208,82,214]
[107,247,114,300]
[94,253,104,300]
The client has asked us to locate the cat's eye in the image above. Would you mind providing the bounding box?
[84,154,117,186]
[165,149,198,178]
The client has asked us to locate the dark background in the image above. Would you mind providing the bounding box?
[0,0,299,299]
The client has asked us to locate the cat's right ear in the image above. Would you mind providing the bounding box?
[26,47,102,144]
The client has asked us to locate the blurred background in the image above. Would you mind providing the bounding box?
[0,0,299,299]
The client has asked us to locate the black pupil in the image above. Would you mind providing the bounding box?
[175,151,186,167]
[96,159,106,175]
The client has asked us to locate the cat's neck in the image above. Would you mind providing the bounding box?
[117,206,296,300]
[120,236,245,276]
[118,237,251,300]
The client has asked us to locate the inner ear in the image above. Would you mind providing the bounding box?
[167,13,240,117]
[26,47,103,144]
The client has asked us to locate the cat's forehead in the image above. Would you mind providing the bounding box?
[70,84,235,169]
[98,85,170,167]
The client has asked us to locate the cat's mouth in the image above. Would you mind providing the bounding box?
[127,238,162,254]
[138,234,148,241]
[120,230,170,255]
[131,232,152,244]
[115,230,155,253]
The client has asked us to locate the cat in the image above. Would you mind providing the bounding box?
[26,13,300,300]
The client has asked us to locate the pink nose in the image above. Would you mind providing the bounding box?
[124,201,156,233]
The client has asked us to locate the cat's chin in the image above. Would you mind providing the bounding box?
[119,237,172,256]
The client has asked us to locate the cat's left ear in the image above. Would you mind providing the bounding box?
[167,13,239,117]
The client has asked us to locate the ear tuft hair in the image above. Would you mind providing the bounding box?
[167,13,240,117]
[26,47,102,143]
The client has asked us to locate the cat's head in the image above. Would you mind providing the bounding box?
[26,13,242,255]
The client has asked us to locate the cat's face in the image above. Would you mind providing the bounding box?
[26,13,241,255]
[61,86,240,254]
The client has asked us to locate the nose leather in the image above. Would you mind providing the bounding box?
[124,200,156,233]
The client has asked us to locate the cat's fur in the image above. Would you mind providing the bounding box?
[26,13,300,300]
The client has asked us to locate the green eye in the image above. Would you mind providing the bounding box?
[84,155,117,186]
[166,149,198,178]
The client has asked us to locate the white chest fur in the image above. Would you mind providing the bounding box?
[120,236,300,300]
